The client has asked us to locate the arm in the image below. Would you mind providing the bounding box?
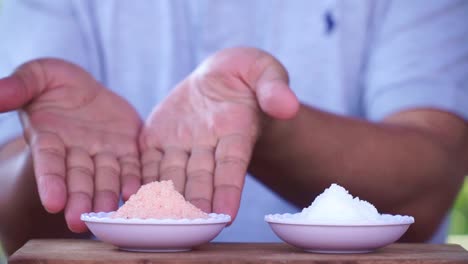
[0,137,37,255]
[249,0,468,242]
[139,45,466,242]
[249,106,468,242]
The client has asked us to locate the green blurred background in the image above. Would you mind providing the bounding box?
[452,179,468,234]
[449,178,468,247]
[0,0,466,261]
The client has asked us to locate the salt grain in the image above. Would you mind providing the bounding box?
[112,180,208,219]
[270,183,414,225]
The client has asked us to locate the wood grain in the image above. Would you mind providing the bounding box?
[9,239,468,264]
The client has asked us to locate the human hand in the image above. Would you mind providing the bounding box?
[140,47,299,220]
[0,59,142,232]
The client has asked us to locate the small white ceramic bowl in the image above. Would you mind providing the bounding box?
[265,214,414,253]
[81,212,231,252]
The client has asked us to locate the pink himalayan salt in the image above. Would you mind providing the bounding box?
[112,180,208,219]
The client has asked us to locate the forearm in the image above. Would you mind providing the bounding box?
[0,136,37,254]
[249,105,468,241]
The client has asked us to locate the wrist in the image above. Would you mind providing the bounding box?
[253,108,296,161]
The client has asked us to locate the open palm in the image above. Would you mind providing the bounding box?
[140,48,299,220]
[0,59,142,232]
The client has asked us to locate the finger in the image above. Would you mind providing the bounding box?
[254,56,299,119]
[0,61,45,112]
[0,76,32,112]
[65,147,94,232]
[159,146,189,194]
[196,48,299,120]
[141,148,163,184]
[93,153,120,212]
[213,134,252,221]
[0,59,96,113]
[185,146,215,212]
[30,132,67,213]
[119,154,141,201]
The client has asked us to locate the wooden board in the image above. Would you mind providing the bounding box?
[9,239,468,264]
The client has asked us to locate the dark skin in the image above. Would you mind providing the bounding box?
[140,48,468,241]
[1,48,467,255]
[250,106,468,241]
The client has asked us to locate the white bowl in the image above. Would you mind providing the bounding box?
[81,212,231,252]
[265,214,414,253]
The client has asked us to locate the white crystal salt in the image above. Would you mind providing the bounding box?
[265,183,415,225]
[300,184,380,222]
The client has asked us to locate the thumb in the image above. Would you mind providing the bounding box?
[0,58,88,113]
[0,60,48,112]
[197,47,300,119]
[252,57,299,120]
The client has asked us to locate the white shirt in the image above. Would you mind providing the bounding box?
[0,0,467,243]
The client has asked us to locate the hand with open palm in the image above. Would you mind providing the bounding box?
[0,59,142,232]
[140,47,299,220]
